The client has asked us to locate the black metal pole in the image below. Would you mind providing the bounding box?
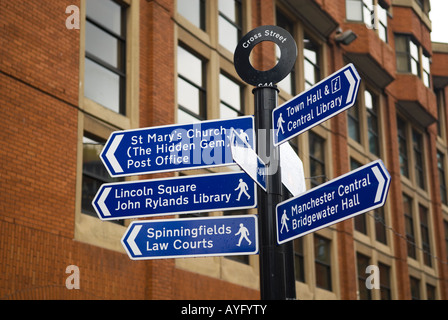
[254,85,296,300]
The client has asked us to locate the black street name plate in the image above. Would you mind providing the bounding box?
[234,25,297,87]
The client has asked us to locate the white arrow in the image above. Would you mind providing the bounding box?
[97,187,112,217]
[344,69,356,105]
[105,134,124,174]
[372,166,385,203]
[230,129,267,191]
[126,225,142,256]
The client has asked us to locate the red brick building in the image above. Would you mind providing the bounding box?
[1,0,448,300]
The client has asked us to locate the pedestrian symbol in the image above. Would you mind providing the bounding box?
[280,210,289,233]
[235,178,251,201]
[235,223,252,247]
[276,113,285,136]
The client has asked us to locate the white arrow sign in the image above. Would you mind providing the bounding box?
[230,129,267,192]
[280,142,306,197]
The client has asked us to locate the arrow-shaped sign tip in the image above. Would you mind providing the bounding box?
[125,224,142,257]
[104,134,124,174]
[372,163,390,204]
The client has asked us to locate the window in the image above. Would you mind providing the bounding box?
[348,88,381,156]
[422,54,430,87]
[303,34,321,90]
[314,235,332,291]
[219,73,244,119]
[275,7,322,97]
[276,10,295,95]
[419,205,432,267]
[356,253,372,300]
[403,194,416,259]
[177,45,207,123]
[218,0,242,53]
[412,130,425,189]
[365,90,379,155]
[444,221,448,259]
[374,207,387,244]
[82,134,123,225]
[395,34,431,88]
[346,0,372,24]
[410,276,421,300]
[294,238,305,282]
[309,132,326,188]
[436,90,446,139]
[397,116,409,178]
[177,0,206,31]
[426,283,436,300]
[378,263,391,299]
[438,151,447,205]
[85,0,127,114]
[348,100,361,143]
[346,0,388,42]
[397,115,427,188]
[376,4,388,42]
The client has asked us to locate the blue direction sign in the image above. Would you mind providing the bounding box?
[92,171,256,220]
[276,160,390,245]
[122,215,258,260]
[273,63,360,146]
[101,116,254,177]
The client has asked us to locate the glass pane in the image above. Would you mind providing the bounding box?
[422,55,430,72]
[86,0,122,35]
[219,74,241,110]
[411,60,419,75]
[219,15,239,53]
[348,105,360,142]
[178,46,203,86]
[364,90,373,109]
[219,0,237,21]
[378,5,388,24]
[178,77,201,115]
[178,108,201,124]
[83,136,107,179]
[304,60,317,87]
[82,136,111,215]
[395,36,407,52]
[86,21,121,68]
[304,47,317,64]
[220,104,239,119]
[84,58,120,113]
[375,208,387,244]
[410,41,419,60]
[278,73,293,95]
[346,0,363,21]
[314,236,331,290]
[178,0,203,30]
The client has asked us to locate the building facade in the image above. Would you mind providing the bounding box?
[2,0,448,300]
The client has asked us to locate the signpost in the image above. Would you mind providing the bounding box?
[89,22,389,301]
[92,171,257,220]
[122,215,258,260]
[273,63,361,146]
[100,116,254,177]
[276,160,391,245]
[234,25,298,300]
